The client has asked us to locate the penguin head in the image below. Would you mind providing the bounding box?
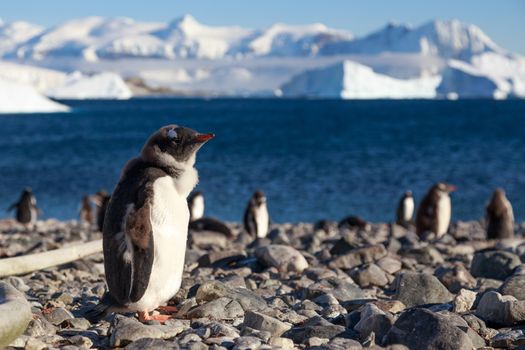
[404,190,413,198]
[142,124,214,168]
[252,190,266,206]
[433,182,456,194]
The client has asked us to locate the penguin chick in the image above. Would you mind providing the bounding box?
[243,190,270,239]
[8,187,39,226]
[486,188,514,239]
[416,182,456,237]
[396,191,414,228]
[86,125,213,323]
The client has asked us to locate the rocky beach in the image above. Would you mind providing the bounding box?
[0,218,525,349]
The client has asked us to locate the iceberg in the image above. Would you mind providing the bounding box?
[281,60,440,99]
[47,71,132,99]
[0,77,69,114]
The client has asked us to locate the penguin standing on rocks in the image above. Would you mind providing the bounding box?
[243,190,270,239]
[396,191,414,227]
[91,191,110,232]
[86,125,213,323]
[8,188,39,226]
[486,188,514,239]
[79,195,93,225]
[188,191,204,221]
[416,182,456,237]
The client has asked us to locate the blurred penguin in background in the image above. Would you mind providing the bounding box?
[188,191,204,221]
[416,182,456,237]
[244,190,270,239]
[187,190,233,238]
[91,190,111,232]
[79,195,93,225]
[486,188,514,239]
[396,191,414,228]
[8,187,39,227]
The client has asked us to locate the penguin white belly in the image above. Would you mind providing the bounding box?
[129,176,189,311]
[436,195,451,236]
[255,205,269,238]
[191,196,204,220]
[403,198,414,222]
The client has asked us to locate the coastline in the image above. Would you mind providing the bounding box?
[1,218,525,348]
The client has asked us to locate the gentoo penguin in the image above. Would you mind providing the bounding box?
[243,190,270,239]
[396,191,414,227]
[87,125,213,323]
[8,188,39,225]
[188,191,204,221]
[486,188,514,239]
[79,195,93,225]
[91,191,110,232]
[416,182,456,237]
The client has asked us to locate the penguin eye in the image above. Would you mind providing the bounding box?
[167,128,178,141]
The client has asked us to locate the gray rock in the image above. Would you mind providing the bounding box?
[109,315,164,347]
[394,272,453,307]
[187,297,244,320]
[24,314,57,337]
[475,291,525,326]
[352,263,389,288]
[0,281,33,348]
[233,336,262,350]
[329,244,387,269]
[323,337,363,350]
[198,250,247,268]
[500,274,525,300]
[452,289,477,313]
[196,280,267,311]
[43,307,74,325]
[125,338,180,349]
[307,277,368,303]
[354,303,394,343]
[384,308,473,350]
[284,316,345,344]
[435,263,477,293]
[471,250,521,280]
[376,256,402,275]
[242,310,291,337]
[255,245,309,273]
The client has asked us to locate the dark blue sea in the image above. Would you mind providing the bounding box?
[0,99,524,223]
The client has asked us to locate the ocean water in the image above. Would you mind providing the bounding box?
[0,98,524,223]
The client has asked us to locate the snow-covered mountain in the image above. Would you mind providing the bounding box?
[0,20,43,57]
[320,20,504,60]
[0,15,523,99]
[11,16,164,61]
[281,60,440,99]
[242,23,353,57]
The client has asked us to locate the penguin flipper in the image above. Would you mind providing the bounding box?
[7,202,16,212]
[103,174,156,306]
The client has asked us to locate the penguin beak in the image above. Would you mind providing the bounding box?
[448,185,457,192]
[194,133,215,143]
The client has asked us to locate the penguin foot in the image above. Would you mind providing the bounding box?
[137,311,171,323]
[157,305,178,313]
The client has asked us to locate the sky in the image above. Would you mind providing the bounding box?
[2,0,525,54]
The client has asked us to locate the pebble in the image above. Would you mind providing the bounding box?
[394,272,453,307]
[2,218,525,349]
[255,244,309,273]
